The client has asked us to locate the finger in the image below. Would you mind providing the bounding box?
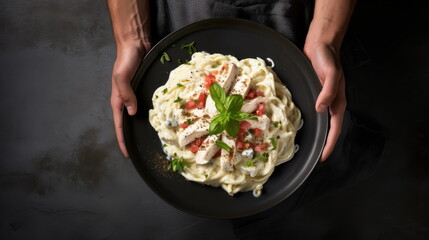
[116,80,137,116]
[111,83,130,158]
[315,70,342,113]
[320,77,347,162]
[112,54,140,116]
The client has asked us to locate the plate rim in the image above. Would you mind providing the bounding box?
[123,17,328,218]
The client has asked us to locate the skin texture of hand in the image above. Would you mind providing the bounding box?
[110,44,150,158]
[304,0,356,161]
[304,43,347,161]
[107,0,151,158]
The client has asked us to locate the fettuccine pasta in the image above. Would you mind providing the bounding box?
[149,52,301,197]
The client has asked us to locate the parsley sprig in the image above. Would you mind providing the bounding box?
[208,82,257,137]
[168,156,186,173]
[160,52,171,64]
[181,41,197,55]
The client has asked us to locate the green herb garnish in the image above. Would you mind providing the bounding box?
[160,52,171,64]
[162,88,168,94]
[163,144,167,148]
[174,97,183,103]
[181,41,197,55]
[208,82,257,137]
[177,83,184,87]
[185,119,191,124]
[168,156,186,173]
[155,95,159,99]
[270,137,277,149]
[273,121,280,128]
[215,140,232,152]
[245,161,254,167]
[257,153,269,162]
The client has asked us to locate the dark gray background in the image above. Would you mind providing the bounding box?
[1,0,428,239]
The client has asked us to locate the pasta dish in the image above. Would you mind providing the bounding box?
[149,52,301,197]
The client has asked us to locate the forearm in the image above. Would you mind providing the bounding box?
[304,0,356,53]
[107,0,151,53]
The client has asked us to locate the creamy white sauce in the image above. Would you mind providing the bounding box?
[149,52,301,197]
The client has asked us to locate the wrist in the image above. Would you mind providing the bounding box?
[116,38,151,57]
[304,19,342,58]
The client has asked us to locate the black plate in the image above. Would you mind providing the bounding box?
[123,18,327,218]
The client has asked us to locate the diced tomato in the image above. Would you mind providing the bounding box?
[236,141,246,150]
[253,128,262,137]
[237,132,245,140]
[196,93,206,108]
[254,143,268,152]
[204,74,217,89]
[246,89,256,99]
[240,121,251,130]
[188,136,206,153]
[186,93,207,110]
[193,137,206,147]
[256,102,266,116]
[213,150,221,158]
[180,123,189,129]
[186,100,198,110]
[246,89,265,100]
[236,141,253,150]
[237,121,251,140]
[189,145,199,153]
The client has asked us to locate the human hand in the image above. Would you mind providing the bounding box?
[304,43,347,162]
[110,43,150,158]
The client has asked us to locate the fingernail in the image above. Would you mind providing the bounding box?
[317,104,327,113]
[126,106,135,115]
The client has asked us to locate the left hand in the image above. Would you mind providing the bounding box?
[304,42,347,162]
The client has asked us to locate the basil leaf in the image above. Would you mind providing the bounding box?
[209,82,226,112]
[230,112,258,121]
[225,95,243,112]
[215,140,231,152]
[209,114,225,135]
[214,101,226,113]
[225,119,239,138]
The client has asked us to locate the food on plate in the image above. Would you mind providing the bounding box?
[149,52,302,197]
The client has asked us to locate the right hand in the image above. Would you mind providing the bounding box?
[110,42,151,158]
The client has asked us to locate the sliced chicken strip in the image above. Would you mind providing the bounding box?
[220,133,237,171]
[229,75,251,97]
[241,97,267,113]
[195,134,220,164]
[178,116,210,147]
[205,63,238,115]
[246,115,270,131]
